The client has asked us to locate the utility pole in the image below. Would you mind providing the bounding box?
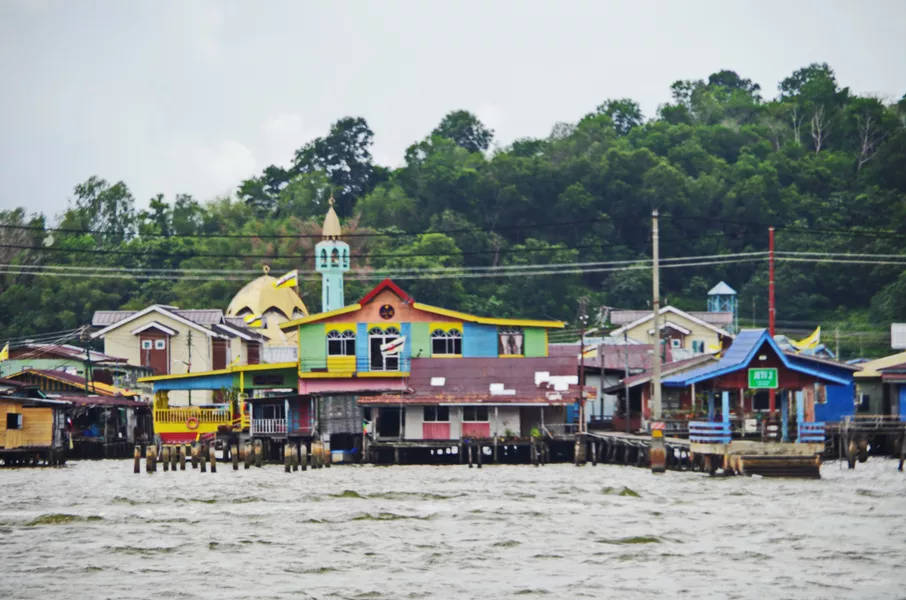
[624,333,631,434]
[651,209,662,424]
[187,330,192,406]
[577,299,589,435]
[80,325,95,394]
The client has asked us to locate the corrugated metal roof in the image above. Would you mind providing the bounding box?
[608,308,733,327]
[92,310,135,327]
[173,309,223,324]
[604,354,718,392]
[51,394,148,408]
[92,307,224,328]
[14,344,126,363]
[361,357,591,406]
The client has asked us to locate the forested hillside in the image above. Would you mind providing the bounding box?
[2,64,905,357]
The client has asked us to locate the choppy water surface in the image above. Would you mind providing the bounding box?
[1,459,905,599]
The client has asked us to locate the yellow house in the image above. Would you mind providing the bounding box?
[91,305,267,405]
[608,306,733,357]
[0,395,68,465]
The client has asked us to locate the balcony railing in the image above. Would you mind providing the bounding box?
[251,418,287,435]
[797,421,826,443]
[689,421,732,444]
[154,407,232,426]
[299,357,410,374]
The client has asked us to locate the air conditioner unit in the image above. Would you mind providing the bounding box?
[670,339,682,348]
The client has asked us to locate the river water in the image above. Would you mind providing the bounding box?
[1,459,904,599]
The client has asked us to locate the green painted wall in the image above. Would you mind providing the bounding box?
[0,359,85,378]
[410,322,430,358]
[524,328,548,357]
[299,323,326,371]
[233,368,297,390]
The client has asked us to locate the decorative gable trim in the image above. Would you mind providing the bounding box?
[359,279,415,305]
[131,321,179,337]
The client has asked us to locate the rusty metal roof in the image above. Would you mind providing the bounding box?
[361,357,592,406]
[92,307,223,328]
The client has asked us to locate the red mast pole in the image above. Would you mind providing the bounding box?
[768,226,776,414]
[769,226,775,336]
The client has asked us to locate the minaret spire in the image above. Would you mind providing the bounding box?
[315,193,350,312]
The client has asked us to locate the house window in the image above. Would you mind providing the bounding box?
[463,406,489,422]
[320,248,327,268]
[431,328,462,355]
[498,327,524,355]
[256,404,285,420]
[154,339,166,350]
[691,340,705,353]
[423,406,450,422]
[327,330,356,356]
[6,413,23,429]
[369,326,401,371]
[141,340,152,350]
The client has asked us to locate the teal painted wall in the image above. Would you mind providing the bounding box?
[463,322,497,357]
[524,328,548,357]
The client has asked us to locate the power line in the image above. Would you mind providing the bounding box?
[0,255,766,283]
[0,214,617,240]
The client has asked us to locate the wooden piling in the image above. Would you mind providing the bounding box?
[284,443,291,473]
[191,444,199,469]
[898,434,905,472]
[254,439,263,468]
[180,445,187,470]
[134,445,141,474]
[591,441,597,466]
[209,445,217,473]
[394,445,400,466]
[200,444,207,472]
[291,444,299,471]
[244,442,252,469]
[145,445,156,473]
[299,444,308,471]
[493,437,498,463]
[467,442,473,468]
[231,444,239,470]
[476,444,482,468]
[530,438,537,467]
[162,446,171,471]
[649,430,666,473]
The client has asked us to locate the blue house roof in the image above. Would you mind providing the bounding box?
[662,329,851,388]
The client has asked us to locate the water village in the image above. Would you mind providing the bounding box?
[2,202,905,479]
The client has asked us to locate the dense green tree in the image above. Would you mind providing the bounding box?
[432,110,494,153]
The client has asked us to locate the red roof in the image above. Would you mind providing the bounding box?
[52,394,148,408]
[359,279,414,305]
[361,357,592,406]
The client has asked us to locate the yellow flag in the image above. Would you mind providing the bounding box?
[273,269,298,289]
[0,342,8,362]
[791,326,821,352]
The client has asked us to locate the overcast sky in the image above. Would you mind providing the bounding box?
[2,0,905,219]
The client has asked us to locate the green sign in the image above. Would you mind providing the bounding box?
[748,367,778,389]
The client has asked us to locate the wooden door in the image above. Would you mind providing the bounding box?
[140,334,169,375]
[212,339,228,370]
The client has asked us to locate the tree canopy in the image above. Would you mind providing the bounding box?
[2,64,905,358]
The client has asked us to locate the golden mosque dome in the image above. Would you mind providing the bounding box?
[226,273,308,320]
